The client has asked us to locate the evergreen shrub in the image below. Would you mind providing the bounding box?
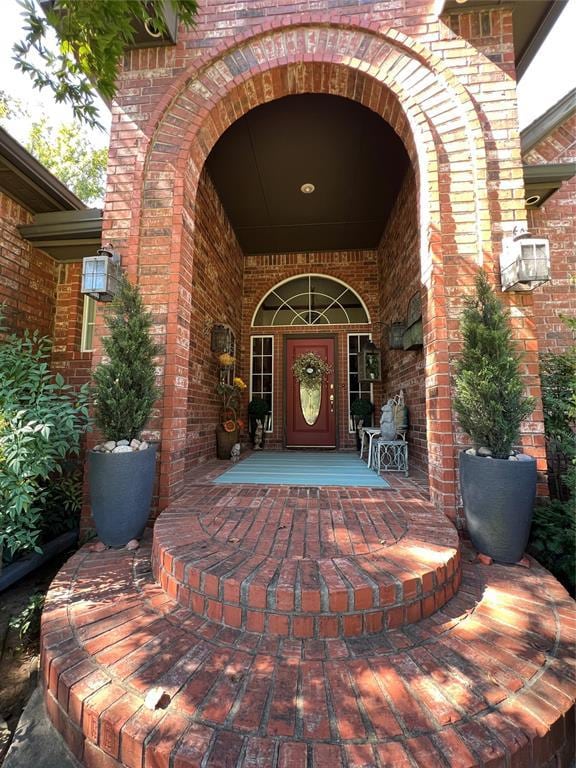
[454,270,534,458]
[92,276,160,441]
[529,315,575,595]
[0,314,90,558]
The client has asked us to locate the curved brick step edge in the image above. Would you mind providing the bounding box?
[152,538,462,639]
[151,489,462,638]
[40,542,576,768]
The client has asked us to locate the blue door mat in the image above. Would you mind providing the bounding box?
[214,451,390,487]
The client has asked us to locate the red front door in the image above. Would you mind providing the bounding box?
[286,337,336,448]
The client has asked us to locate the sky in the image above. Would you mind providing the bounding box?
[0,0,574,149]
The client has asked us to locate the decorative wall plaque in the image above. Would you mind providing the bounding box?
[402,291,423,350]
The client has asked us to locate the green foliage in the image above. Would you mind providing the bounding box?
[350,398,374,417]
[529,498,575,596]
[0,314,90,557]
[26,116,108,205]
[248,397,270,420]
[14,0,198,129]
[0,89,28,122]
[9,592,45,645]
[92,276,160,441]
[453,270,535,458]
[529,317,575,595]
[41,465,83,538]
[540,321,576,499]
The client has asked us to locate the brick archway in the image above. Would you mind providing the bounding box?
[121,23,494,518]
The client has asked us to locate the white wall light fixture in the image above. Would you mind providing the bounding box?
[81,245,122,302]
[500,227,550,292]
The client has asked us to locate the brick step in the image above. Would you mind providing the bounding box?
[152,486,461,638]
[41,538,575,768]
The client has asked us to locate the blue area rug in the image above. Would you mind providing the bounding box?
[214,451,390,488]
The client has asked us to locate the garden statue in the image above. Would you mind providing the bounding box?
[230,443,241,463]
[253,419,264,450]
[379,399,397,440]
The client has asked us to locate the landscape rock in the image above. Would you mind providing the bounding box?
[130,439,141,449]
[138,441,149,451]
[465,448,476,455]
[477,447,492,457]
[89,541,107,553]
[112,445,132,453]
[117,439,130,446]
[102,441,116,452]
[125,539,140,550]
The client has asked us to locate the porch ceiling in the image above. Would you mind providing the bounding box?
[205,94,410,255]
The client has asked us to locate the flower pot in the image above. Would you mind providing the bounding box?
[216,425,239,459]
[88,444,157,547]
[460,450,536,563]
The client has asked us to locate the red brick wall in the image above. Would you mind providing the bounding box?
[0,191,92,389]
[524,114,576,353]
[377,168,428,473]
[51,262,93,389]
[241,251,382,451]
[185,169,244,470]
[0,191,57,337]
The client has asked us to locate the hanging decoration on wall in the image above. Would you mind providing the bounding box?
[360,339,382,382]
[292,352,333,391]
[402,292,423,350]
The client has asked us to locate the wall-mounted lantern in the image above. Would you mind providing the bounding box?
[388,322,406,350]
[500,227,550,292]
[360,339,382,382]
[81,245,122,302]
[211,324,233,354]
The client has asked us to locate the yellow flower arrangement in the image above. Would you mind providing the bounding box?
[218,352,235,368]
[233,377,247,391]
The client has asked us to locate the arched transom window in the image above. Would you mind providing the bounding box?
[252,275,370,327]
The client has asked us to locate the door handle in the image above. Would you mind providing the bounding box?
[329,393,334,412]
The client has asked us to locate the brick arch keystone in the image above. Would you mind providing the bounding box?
[135,24,492,517]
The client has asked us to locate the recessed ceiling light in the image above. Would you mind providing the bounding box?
[300,183,315,194]
[525,194,541,206]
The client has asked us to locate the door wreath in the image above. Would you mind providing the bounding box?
[292,352,333,391]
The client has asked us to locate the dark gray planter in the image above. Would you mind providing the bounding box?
[88,444,157,547]
[460,450,536,564]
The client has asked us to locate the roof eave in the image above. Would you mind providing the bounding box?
[0,127,86,212]
[521,89,576,155]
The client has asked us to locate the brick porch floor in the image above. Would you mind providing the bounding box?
[41,467,575,768]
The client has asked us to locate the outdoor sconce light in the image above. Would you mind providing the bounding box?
[388,322,406,350]
[211,324,232,354]
[81,245,122,302]
[360,339,382,382]
[500,227,550,292]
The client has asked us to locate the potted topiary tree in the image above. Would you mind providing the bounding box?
[88,276,160,547]
[454,269,536,564]
[350,397,374,450]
